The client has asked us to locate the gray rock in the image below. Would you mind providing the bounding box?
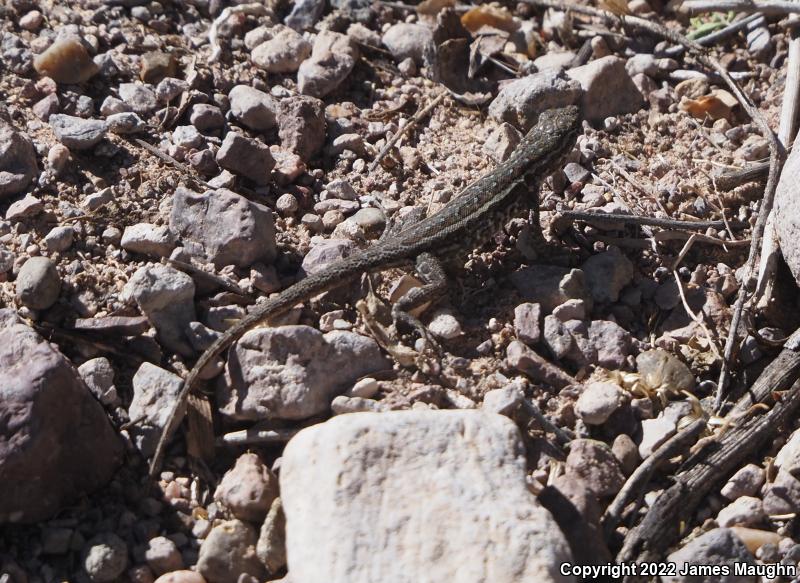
[762,469,800,515]
[552,298,586,321]
[565,439,625,498]
[100,96,129,116]
[533,51,576,71]
[214,452,279,523]
[581,248,633,303]
[169,186,276,268]
[563,162,590,184]
[50,114,107,150]
[128,362,184,458]
[216,132,275,185]
[82,533,128,583]
[575,381,624,425]
[611,434,639,476]
[278,95,326,161]
[544,318,632,368]
[190,104,224,132]
[483,123,522,163]
[488,69,582,132]
[482,384,524,417]
[285,0,325,30]
[0,120,37,198]
[716,496,765,528]
[567,56,645,122]
[251,25,312,73]
[638,415,677,458]
[171,125,204,149]
[510,265,590,313]
[746,26,773,61]
[155,77,187,103]
[257,497,287,575]
[636,349,694,394]
[229,85,278,131]
[774,138,800,287]
[77,357,120,407]
[6,193,43,220]
[543,315,574,360]
[721,464,765,500]
[0,246,14,273]
[662,528,757,583]
[105,112,147,134]
[281,410,573,582]
[144,535,183,576]
[506,340,576,389]
[196,519,266,583]
[125,264,196,356]
[514,302,542,345]
[117,83,158,115]
[217,325,390,420]
[298,30,359,98]
[0,321,122,523]
[121,223,176,257]
[381,23,433,64]
[300,238,356,275]
[43,225,74,252]
[16,256,61,310]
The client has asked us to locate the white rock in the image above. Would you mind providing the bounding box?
[281,410,573,582]
[128,363,184,458]
[574,381,623,425]
[121,223,176,257]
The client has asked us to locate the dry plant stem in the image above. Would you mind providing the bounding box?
[368,92,448,172]
[525,0,785,412]
[601,417,706,541]
[218,427,299,446]
[696,13,763,45]
[559,209,727,230]
[682,0,800,15]
[673,268,723,358]
[165,258,250,298]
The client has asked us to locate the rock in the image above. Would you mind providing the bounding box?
[16,256,61,310]
[428,309,463,340]
[33,37,98,84]
[636,349,694,393]
[611,434,639,476]
[145,536,183,576]
[281,410,573,582]
[575,381,624,425]
[746,26,773,61]
[82,533,128,583]
[483,123,522,163]
[762,469,800,515]
[121,223,176,257]
[169,186,276,268]
[156,77,188,103]
[257,497,286,574]
[217,326,390,421]
[774,138,800,287]
[216,132,275,185]
[6,193,43,220]
[510,265,590,313]
[50,114,107,150]
[125,264,196,356]
[300,238,356,275]
[172,125,204,149]
[482,384,524,417]
[251,25,312,73]
[33,93,59,120]
[552,299,586,321]
[0,247,15,274]
[78,357,120,407]
[565,439,625,498]
[775,428,800,477]
[0,119,37,198]
[381,23,433,64]
[514,302,542,345]
[567,56,645,122]
[533,51,576,71]
[544,318,633,368]
[228,85,278,131]
[580,248,633,303]
[154,572,207,583]
[285,0,325,30]
[563,162,590,184]
[298,30,359,98]
[190,104,225,132]
[638,414,677,458]
[506,340,576,389]
[278,95,326,161]
[0,320,123,523]
[140,51,176,84]
[488,69,582,132]
[214,453,279,523]
[128,362,184,458]
[196,520,266,583]
[118,83,158,115]
[662,528,757,583]
[19,10,43,31]
[721,464,765,500]
[716,496,765,528]
[106,112,147,134]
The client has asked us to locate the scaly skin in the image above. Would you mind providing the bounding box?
[148,105,582,479]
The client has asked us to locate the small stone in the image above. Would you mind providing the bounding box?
[565,439,625,498]
[567,56,645,122]
[78,357,120,407]
[106,112,147,134]
[140,51,176,85]
[506,340,576,389]
[118,83,158,115]
[121,223,176,257]
[552,299,586,321]
[483,123,521,163]
[128,363,185,457]
[638,415,676,458]
[6,194,43,220]
[716,496,765,528]
[489,69,582,132]
[33,93,59,121]
[16,256,60,310]
[43,225,74,252]
[50,114,107,150]
[575,381,624,425]
[278,96,326,161]
[196,520,266,583]
[511,265,590,313]
[298,30,359,98]
[251,25,312,73]
[581,247,633,303]
[762,469,800,515]
[276,193,299,215]
[190,104,224,132]
[33,37,98,84]
[229,85,278,131]
[381,23,433,64]
[145,536,183,576]
[82,188,114,210]
[47,144,70,174]
[256,497,287,574]
[563,162,590,184]
[100,96,129,116]
[153,571,207,583]
[513,302,541,345]
[216,132,275,185]
[0,120,38,198]
[214,453,279,523]
[721,464,765,500]
[19,10,43,31]
[428,309,463,340]
[156,77,188,104]
[611,434,639,476]
[345,377,379,399]
[481,385,524,417]
[285,0,325,30]
[663,528,757,583]
[82,533,128,583]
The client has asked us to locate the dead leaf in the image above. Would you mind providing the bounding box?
[417,0,455,15]
[461,5,519,33]
[680,90,738,121]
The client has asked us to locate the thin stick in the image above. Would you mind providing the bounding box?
[524,0,786,412]
[601,417,706,540]
[560,210,728,230]
[368,92,448,172]
[682,0,800,15]
[696,13,763,45]
[132,138,214,190]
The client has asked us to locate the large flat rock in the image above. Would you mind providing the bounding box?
[280,410,574,583]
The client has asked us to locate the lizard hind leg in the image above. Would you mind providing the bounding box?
[391,251,447,354]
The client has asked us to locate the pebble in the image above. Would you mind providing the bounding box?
[140,51,176,85]
[552,298,586,321]
[663,528,757,583]
[506,340,575,389]
[196,520,266,583]
[716,496,765,528]
[32,94,59,121]
[345,377,379,399]
[215,452,280,522]
[216,132,275,185]
[100,96,129,116]
[228,85,278,131]
[16,256,61,310]
[489,69,582,131]
[6,194,43,220]
[0,120,38,198]
[156,77,188,104]
[481,384,524,417]
[121,223,176,257]
[513,302,541,345]
[483,123,521,163]
[565,438,625,497]
[638,415,677,458]
[144,536,184,576]
[43,225,74,252]
[251,25,311,73]
[381,23,433,64]
[82,533,129,583]
[298,30,359,98]
[47,144,70,174]
[33,37,98,84]
[118,83,158,115]
[78,357,120,407]
[611,434,639,476]
[721,464,765,500]
[278,95,326,160]
[257,497,287,574]
[19,10,43,31]
[575,381,624,425]
[189,104,224,132]
[567,56,645,122]
[284,0,325,30]
[128,363,185,457]
[154,571,207,583]
[50,114,107,150]
[106,112,147,134]
[428,309,463,340]
[580,247,634,304]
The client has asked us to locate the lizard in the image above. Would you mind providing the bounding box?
[148,103,583,480]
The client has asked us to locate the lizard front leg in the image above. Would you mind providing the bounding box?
[391,251,447,353]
